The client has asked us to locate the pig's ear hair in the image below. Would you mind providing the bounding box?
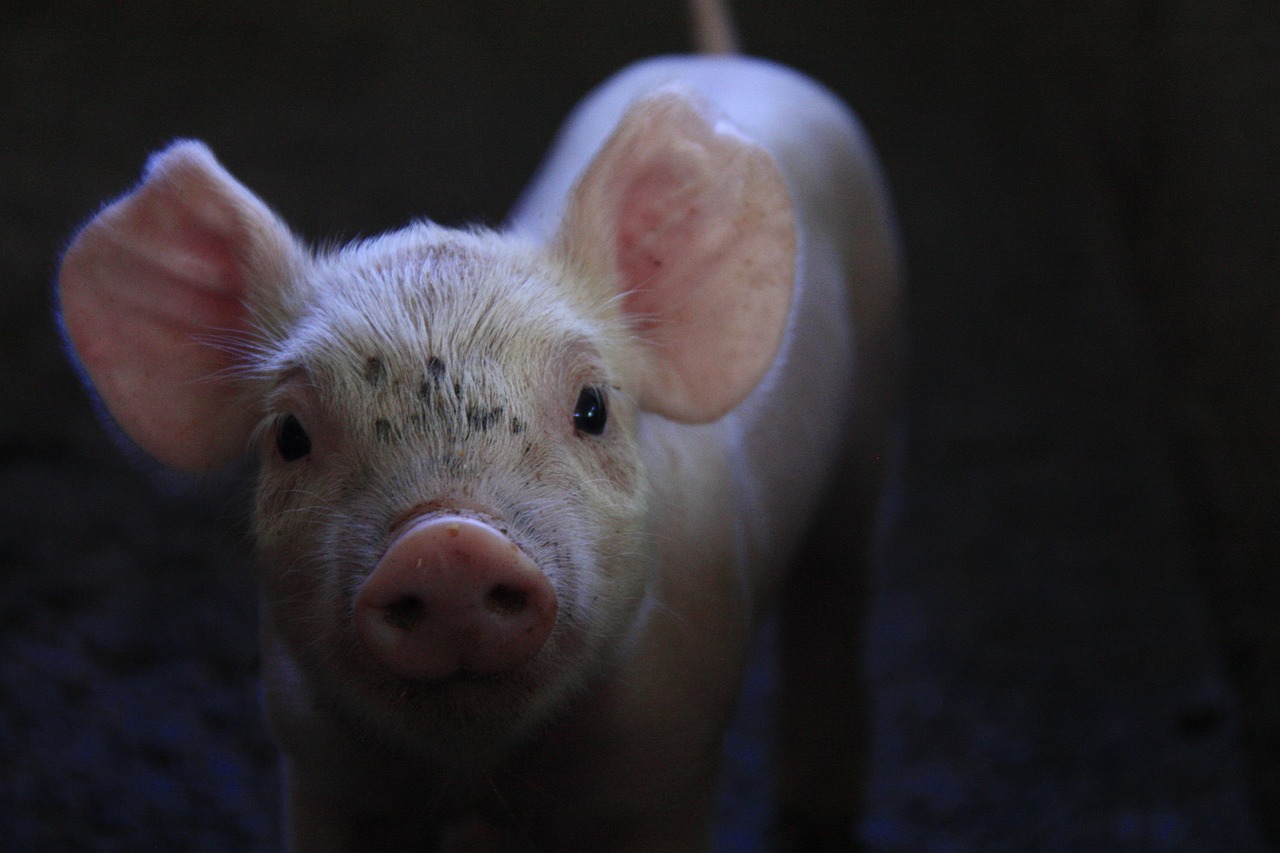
[57,140,302,472]
[556,87,796,424]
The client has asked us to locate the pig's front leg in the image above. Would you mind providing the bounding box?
[282,765,532,853]
[281,770,390,853]
[774,450,884,852]
[280,721,722,853]
[268,645,728,852]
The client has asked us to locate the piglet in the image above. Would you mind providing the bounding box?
[56,4,899,849]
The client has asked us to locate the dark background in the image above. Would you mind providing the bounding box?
[2,0,1277,849]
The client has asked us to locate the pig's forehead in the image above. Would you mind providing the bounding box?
[283,226,610,382]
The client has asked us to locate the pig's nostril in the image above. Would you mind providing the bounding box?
[383,595,425,630]
[486,584,528,616]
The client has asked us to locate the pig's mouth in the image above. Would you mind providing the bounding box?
[417,668,504,687]
[326,645,576,755]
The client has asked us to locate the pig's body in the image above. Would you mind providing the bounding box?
[511,55,897,596]
[58,47,897,853]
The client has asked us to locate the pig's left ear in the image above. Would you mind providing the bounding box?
[555,88,796,424]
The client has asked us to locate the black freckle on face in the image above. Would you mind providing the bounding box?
[418,380,435,406]
[419,358,449,408]
[364,355,385,386]
[510,416,525,435]
[453,380,463,398]
[466,405,505,432]
[375,418,393,443]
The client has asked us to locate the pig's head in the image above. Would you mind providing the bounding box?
[56,89,796,752]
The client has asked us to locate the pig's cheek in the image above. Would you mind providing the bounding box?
[559,421,651,647]
[253,471,354,648]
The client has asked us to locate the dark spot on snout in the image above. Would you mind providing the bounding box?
[375,418,394,443]
[364,355,385,386]
[510,416,525,435]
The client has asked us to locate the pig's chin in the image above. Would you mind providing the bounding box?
[320,631,589,757]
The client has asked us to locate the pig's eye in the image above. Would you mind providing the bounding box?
[572,386,607,436]
[275,414,312,461]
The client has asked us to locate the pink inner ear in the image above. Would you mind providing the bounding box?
[92,173,252,339]
[558,89,797,424]
[616,156,709,331]
[59,141,296,471]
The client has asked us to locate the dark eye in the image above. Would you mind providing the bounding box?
[572,386,607,436]
[275,414,312,461]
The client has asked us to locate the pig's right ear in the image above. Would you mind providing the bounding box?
[58,140,303,472]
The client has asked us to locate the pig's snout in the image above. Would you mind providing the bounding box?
[355,515,557,681]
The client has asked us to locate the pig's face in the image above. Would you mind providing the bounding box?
[249,228,648,747]
[57,88,797,755]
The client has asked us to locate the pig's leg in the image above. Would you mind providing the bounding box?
[280,755,523,853]
[775,443,887,852]
[281,774,363,853]
[282,779,510,853]
[775,484,872,851]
